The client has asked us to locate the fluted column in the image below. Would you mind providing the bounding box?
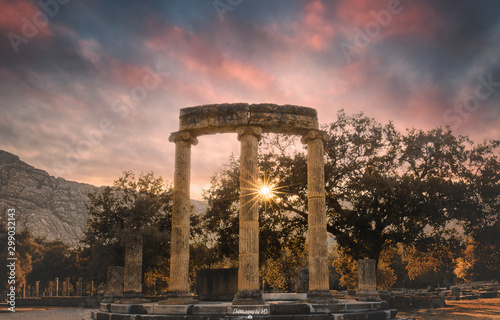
[233,126,264,305]
[301,130,335,303]
[162,131,198,305]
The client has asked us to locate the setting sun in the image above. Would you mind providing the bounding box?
[259,186,271,197]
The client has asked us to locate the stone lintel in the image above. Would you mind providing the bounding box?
[178,103,319,136]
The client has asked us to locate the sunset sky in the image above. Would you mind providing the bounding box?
[1,0,499,199]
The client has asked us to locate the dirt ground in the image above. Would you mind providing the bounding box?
[398,298,500,320]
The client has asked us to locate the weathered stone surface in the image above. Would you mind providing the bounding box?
[303,131,334,303]
[124,234,143,294]
[168,104,332,308]
[233,126,264,305]
[357,259,381,302]
[178,103,318,136]
[163,132,198,305]
[107,266,124,295]
[0,150,100,245]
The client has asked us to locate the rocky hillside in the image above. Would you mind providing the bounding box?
[0,150,99,246]
[0,150,207,246]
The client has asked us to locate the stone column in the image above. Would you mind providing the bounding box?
[162,131,198,305]
[48,281,54,297]
[55,277,59,297]
[106,266,124,295]
[76,277,83,296]
[63,278,69,296]
[233,126,264,305]
[356,259,381,301]
[301,130,335,303]
[124,234,144,295]
[35,281,40,298]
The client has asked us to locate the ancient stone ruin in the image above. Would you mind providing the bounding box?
[164,103,333,306]
[93,103,402,319]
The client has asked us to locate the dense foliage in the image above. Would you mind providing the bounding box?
[3,111,498,295]
[199,110,500,289]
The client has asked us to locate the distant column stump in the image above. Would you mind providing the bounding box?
[356,259,381,301]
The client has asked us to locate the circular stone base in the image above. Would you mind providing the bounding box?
[93,299,399,319]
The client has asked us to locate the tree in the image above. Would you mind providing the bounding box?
[403,236,463,287]
[197,151,308,266]
[27,239,81,289]
[260,237,307,292]
[200,110,500,286]
[455,226,500,282]
[81,171,173,284]
[323,112,475,263]
[0,218,39,295]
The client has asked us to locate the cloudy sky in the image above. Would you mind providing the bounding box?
[1,0,499,199]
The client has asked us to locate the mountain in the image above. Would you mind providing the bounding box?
[0,150,99,246]
[0,150,208,246]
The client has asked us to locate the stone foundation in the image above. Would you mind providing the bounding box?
[93,298,401,320]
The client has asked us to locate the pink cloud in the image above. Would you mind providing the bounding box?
[300,0,336,51]
[78,39,101,64]
[145,22,277,93]
[104,59,150,88]
[0,0,53,37]
[336,0,441,41]
[179,55,275,92]
[332,59,378,93]
[404,85,449,123]
[262,0,336,53]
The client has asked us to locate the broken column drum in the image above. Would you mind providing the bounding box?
[166,103,335,305]
[356,259,381,301]
[124,234,144,295]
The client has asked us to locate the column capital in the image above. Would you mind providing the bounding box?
[236,126,262,141]
[169,131,198,145]
[300,129,329,144]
